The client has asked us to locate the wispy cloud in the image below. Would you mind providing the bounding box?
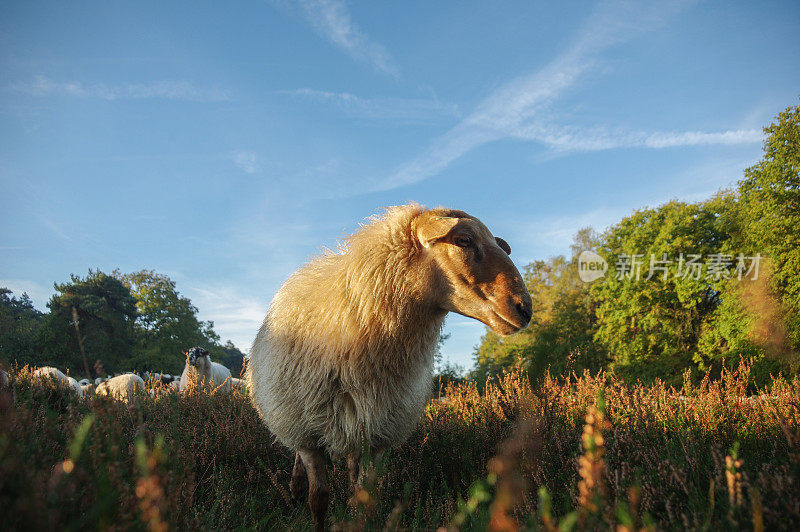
[278,88,459,123]
[276,0,399,77]
[378,0,762,191]
[231,150,259,174]
[515,124,763,152]
[36,214,74,242]
[13,75,229,101]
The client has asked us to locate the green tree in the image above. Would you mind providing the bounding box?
[591,200,731,384]
[696,103,800,380]
[37,270,137,376]
[114,269,222,374]
[0,288,44,368]
[737,102,800,353]
[219,339,247,377]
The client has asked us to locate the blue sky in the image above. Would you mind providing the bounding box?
[1,0,798,370]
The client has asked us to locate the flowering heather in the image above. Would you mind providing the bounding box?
[1,361,798,530]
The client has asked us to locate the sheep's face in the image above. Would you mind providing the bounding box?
[185,347,211,371]
[416,210,532,336]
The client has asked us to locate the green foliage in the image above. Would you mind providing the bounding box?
[3,269,243,377]
[693,103,800,378]
[218,340,247,377]
[737,102,800,350]
[0,288,43,368]
[114,269,222,374]
[591,199,729,384]
[36,270,137,376]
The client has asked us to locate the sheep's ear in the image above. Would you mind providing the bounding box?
[417,215,460,248]
[495,237,511,255]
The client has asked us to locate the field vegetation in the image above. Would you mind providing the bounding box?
[2,361,798,531]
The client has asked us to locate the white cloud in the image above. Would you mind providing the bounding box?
[640,129,762,149]
[278,0,399,77]
[514,124,763,152]
[279,88,459,123]
[232,150,259,174]
[14,76,229,101]
[377,0,763,191]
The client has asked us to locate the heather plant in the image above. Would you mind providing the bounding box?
[1,361,798,530]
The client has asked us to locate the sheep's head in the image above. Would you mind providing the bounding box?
[415,209,532,336]
[185,347,211,371]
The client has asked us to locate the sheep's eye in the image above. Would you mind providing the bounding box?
[453,236,473,248]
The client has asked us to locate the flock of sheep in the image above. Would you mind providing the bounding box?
[11,346,243,402]
[3,204,533,531]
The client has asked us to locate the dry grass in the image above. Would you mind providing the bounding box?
[1,361,798,530]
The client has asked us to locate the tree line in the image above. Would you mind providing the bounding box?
[473,101,800,387]
[0,269,246,378]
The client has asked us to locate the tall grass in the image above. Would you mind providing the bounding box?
[1,361,798,530]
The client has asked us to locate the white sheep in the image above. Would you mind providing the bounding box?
[247,204,532,529]
[32,366,67,381]
[95,373,145,402]
[67,376,84,399]
[32,367,84,398]
[179,347,232,394]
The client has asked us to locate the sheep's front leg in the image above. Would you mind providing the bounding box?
[298,448,329,532]
[348,447,386,501]
[289,451,308,504]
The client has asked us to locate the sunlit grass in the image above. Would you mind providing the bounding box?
[1,361,798,530]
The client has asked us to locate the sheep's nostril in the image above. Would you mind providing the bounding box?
[515,302,532,324]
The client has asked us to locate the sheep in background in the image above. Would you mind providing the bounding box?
[230,377,243,389]
[67,376,84,399]
[179,347,232,394]
[247,204,532,530]
[32,367,84,398]
[32,366,67,381]
[78,378,92,387]
[0,369,8,388]
[96,373,145,402]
